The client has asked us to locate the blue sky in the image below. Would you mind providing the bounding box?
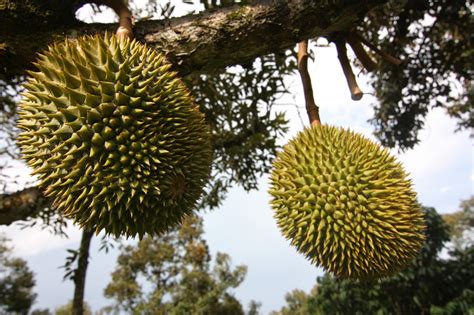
[1,3,473,314]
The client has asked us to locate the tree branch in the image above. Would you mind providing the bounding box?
[0,187,50,225]
[0,0,387,77]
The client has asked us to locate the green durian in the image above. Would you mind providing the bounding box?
[17,34,212,238]
[268,125,425,279]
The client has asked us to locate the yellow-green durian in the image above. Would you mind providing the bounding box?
[268,125,425,279]
[17,34,212,238]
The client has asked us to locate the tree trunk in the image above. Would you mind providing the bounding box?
[72,228,94,315]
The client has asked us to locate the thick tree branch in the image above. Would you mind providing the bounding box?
[0,187,50,225]
[0,0,387,77]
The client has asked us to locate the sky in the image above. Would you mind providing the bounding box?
[1,3,473,315]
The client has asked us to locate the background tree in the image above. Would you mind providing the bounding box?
[0,235,37,315]
[271,202,474,315]
[270,288,319,315]
[102,215,249,315]
[443,196,474,249]
[54,301,93,315]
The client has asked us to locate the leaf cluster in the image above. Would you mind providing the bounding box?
[0,235,37,315]
[360,0,473,149]
[102,215,248,315]
[187,51,295,209]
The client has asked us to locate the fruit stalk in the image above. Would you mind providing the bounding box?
[297,40,321,126]
[346,34,377,72]
[335,39,363,101]
[93,0,134,39]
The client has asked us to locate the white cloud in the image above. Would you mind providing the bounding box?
[440,186,453,193]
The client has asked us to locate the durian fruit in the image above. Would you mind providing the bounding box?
[268,125,425,279]
[17,34,212,238]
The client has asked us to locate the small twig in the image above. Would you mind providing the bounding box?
[297,40,321,126]
[335,39,363,101]
[346,33,377,72]
[93,0,134,39]
[352,32,402,66]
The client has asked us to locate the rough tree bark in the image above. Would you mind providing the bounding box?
[1,0,386,76]
[0,0,388,224]
[0,187,50,224]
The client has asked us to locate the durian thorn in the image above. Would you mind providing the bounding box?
[297,40,321,126]
[334,39,364,101]
[92,0,134,40]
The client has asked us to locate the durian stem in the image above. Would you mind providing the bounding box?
[346,33,377,72]
[351,32,402,66]
[297,40,321,126]
[93,0,134,39]
[335,39,363,101]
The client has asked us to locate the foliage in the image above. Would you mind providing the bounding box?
[186,51,294,208]
[1,0,471,212]
[360,0,473,149]
[103,2,295,210]
[443,196,474,249]
[53,300,93,315]
[30,309,52,315]
[247,300,262,315]
[102,215,249,315]
[0,236,36,315]
[269,289,319,315]
[271,205,474,315]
